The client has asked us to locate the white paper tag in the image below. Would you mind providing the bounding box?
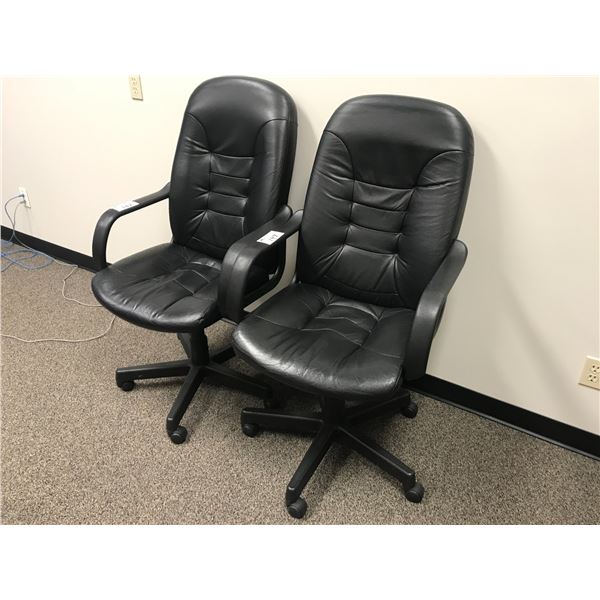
[257,230,284,245]
[113,200,139,211]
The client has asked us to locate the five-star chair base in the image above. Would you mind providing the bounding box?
[115,331,273,444]
[240,389,424,519]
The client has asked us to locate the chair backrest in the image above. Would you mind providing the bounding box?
[170,77,297,260]
[297,94,473,309]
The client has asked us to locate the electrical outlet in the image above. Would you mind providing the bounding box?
[579,356,600,390]
[128,75,143,100]
[18,187,31,208]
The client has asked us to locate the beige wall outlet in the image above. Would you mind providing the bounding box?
[579,357,600,390]
[128,76,143,100]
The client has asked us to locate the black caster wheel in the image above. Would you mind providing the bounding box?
[287,497,307,519]
[242,423,260,438]
[169,426,188,445]
[401,400,418,418]
[404,482,425,503]
[119,380,135,392]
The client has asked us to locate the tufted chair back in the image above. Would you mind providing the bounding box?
[297,95,473,309]
[169,76,297,261]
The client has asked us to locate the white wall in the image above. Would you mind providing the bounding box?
[2,76,598,434]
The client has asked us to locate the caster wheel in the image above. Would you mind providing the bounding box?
[401,400,418,418]
[242,423,260,438]
[404,482,425,503]
[169,426,188,444]
[287,497,307,519]
[119,380,135,392]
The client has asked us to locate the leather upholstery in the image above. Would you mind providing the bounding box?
[170,77,297,261]
[234,95,473,399]
[297,95,473,309]
[92,243,268,333]
[234,283,414,400]
[92,77,297,333]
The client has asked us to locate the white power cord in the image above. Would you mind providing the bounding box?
[1,197,116,344]
[0,319,116,344]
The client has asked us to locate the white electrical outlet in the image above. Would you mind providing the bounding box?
[18,187,31,208]
[128,75,143,100]
[579,356,600,390]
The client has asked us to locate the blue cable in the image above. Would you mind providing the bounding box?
[1,196,54,272]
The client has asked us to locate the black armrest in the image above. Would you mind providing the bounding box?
[219,208,303,323]
[403,240,468,381]
[92,183,170,270]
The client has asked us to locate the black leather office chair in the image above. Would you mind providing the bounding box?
[220,94,473,518]
[91,76,297,444]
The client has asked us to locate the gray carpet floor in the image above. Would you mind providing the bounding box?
[1,261,599,524]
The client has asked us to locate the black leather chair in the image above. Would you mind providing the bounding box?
[91,77,297,444]
[220,94,473,518]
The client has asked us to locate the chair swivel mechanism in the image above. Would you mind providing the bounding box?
[91,76,297,444]
[220,94,474,518]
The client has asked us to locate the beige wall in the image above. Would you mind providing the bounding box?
[2,77,599,434]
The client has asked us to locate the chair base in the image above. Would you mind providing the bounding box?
[240,391,424,519]
[115,331,273,443]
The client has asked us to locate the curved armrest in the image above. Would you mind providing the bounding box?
[403,240,468,381]
[92,183,170,270]
[219,208,303,323]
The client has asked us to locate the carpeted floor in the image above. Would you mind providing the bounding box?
[1,261,599,524]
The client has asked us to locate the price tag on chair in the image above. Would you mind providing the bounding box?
[257,231,284,245]
[113,201,139,212]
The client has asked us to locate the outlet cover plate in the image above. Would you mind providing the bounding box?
[129,75,143,100]
[18,187,30,208]
[579,356,600,390]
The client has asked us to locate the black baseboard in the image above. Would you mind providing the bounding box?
[408,376,599,460]
[1,226,96,271]
[3,229,599,461]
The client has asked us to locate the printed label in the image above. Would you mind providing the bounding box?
[113,201,139,211]
[257,230,285,245]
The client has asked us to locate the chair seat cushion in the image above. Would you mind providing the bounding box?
[233,283,415,400]
[92,243,267,333]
